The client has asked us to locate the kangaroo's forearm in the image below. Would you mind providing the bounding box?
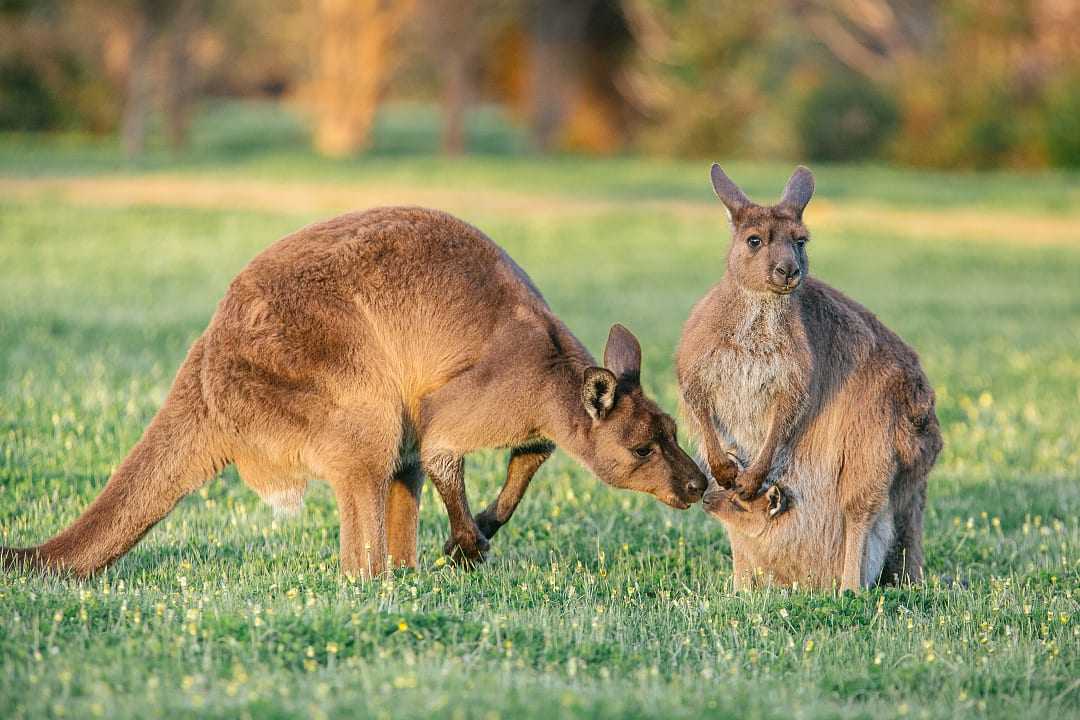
[745,388,804,482]
[683,392,737,487]
[476,440,555,539]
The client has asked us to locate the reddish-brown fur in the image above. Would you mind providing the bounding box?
[2,207,707,578]
[677,166,942,590]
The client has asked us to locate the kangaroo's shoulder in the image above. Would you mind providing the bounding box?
[679,282,741,345]
[798,277,930,394]
[798,277,895,350]
[676,283,730,374]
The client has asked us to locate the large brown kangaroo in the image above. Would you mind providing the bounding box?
[2,207,707,578]
[677,166,941,591]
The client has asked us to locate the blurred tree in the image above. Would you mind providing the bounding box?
[120,0,209,157]
[120,2,153,157]
[625,0,792,158]
[310,0,413,157]
[794,0,936,84]
[163,0,203,150]
[414,0,518,154]
[798,72,898,161]
[796,0,1080,168]
[525,0,634,153]
[1043,76,1080,168]
[527,0,595,151]
[0,0,123,133]
[199,0,307,98]
[3,0,1078,168]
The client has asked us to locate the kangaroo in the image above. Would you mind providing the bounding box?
[677,166,942,591]
[2,206,708,579]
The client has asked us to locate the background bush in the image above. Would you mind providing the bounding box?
[798,75,899,163]
[1044,78,1080,169]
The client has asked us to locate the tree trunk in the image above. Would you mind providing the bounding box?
[312,0,411,157]
[121,16,153,158]
[527,0,595,152]
[163,0,201,152]
[441,48,469,155]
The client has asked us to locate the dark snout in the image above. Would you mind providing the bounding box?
[771,260,801,291]
[671,446,708,504]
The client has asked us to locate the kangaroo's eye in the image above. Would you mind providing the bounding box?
[633,445,654,459]
[746,235,762,249]
[796,236,808,248]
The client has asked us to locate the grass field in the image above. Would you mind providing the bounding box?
[1,115,1078,719]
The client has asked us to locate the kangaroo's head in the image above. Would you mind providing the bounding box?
[710,164,815,296]
[580,324,708,509]
[702,481,790,536]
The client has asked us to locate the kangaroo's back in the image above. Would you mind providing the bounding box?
[202,207,566,422]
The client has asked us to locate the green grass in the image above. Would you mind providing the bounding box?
[1,120,1078,719]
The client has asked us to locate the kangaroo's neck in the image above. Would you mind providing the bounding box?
[531,323,601,465]
[720,279,801,348]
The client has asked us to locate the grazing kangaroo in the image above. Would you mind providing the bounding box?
[677,166,941,590]
[2,206,707,578]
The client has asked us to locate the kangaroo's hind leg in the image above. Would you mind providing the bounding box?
[386,460,424,569]
[882,402,941,585]
[316,413,401,579]
[838,448,896,592]
[881,467,929,585]
[883,373,941,586]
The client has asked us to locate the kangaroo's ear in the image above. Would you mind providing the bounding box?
[582,367,618,420]
[710,163,752,222]
[603,323,641,384]
[766,485,790,518]
[779,165,815,217]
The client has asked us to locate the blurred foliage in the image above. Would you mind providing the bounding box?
[1042,77,1080,168]
[1,0,1078,169]
[629,0,800,159]
[0,58,58,130]
[797,73,899,163]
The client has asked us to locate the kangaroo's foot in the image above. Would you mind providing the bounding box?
[443,528,489,567]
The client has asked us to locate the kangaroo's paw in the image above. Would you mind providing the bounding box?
[708,454,740,489]
[474,511,502,541]
[734,468,767,500]
[442,531,490,567]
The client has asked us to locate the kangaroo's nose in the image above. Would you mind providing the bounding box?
[773,263,800,284]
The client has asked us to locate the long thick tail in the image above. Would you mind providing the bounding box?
[1,339,230,577]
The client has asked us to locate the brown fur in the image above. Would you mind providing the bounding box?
[2,207,707,578]
[677,166,942,591]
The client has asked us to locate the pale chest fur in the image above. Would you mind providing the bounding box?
[699,297,801,466]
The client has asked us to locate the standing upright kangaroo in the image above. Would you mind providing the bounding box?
[2,206,707,578]
[677,166,941,590]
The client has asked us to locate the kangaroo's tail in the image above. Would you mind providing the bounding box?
[1,338,231,577]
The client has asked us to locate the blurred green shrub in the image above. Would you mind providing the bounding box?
[964,92,1018,170]
[0,58,59,131]
[1044,79,1080,169]
[797,75,899,163]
